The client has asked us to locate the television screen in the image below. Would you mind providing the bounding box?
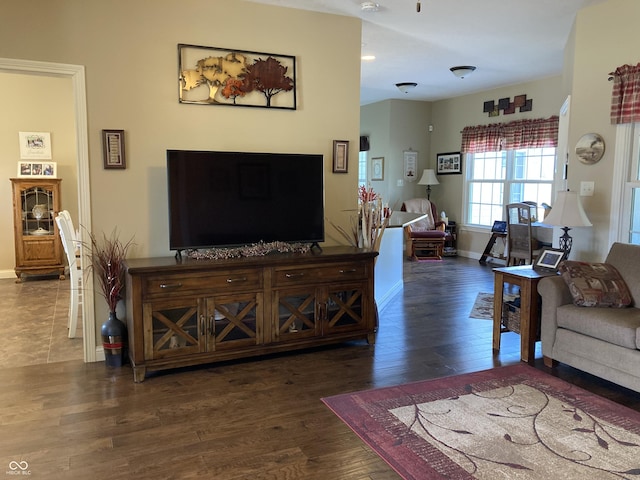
[167,150,325,252]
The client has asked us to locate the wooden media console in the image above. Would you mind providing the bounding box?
[124,246,377,382]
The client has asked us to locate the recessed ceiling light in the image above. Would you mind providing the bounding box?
[361,55,376,61]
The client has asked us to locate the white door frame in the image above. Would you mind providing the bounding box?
[0,57,96,362]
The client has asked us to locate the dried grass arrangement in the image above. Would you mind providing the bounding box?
[87,229,134,312]
[329,185,391,252]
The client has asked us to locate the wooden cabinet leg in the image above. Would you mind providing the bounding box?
[133,366,147,383]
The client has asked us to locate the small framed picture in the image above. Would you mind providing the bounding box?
[17,161,57,177]
[102,129,126,169]
[333,140,348,173]
[371,157,384,181]
[19,131,52,159]
[534,248,566,272]
[436,152,462,175]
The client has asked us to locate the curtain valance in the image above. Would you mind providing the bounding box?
[610,63,640,125]
[461,116,559,154]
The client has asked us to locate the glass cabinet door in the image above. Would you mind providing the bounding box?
[20,185,55,237]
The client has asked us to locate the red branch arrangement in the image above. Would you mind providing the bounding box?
[329,185,391,253]
[87,229,134,312]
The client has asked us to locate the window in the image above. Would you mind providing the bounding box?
[619,123,640,244]
[358,151,367,187]
[466,147,556,227]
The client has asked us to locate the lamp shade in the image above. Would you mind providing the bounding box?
[417,169,439,186]
[542,190,592,228]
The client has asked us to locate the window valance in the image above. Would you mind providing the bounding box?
[610,63,640,125]
[461,116,559,154]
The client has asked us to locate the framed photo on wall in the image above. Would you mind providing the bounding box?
[333,140,348,173]
[18,131,52,159]
[436,151,462,175]
[371,157,384,181]
[102,129,126,169]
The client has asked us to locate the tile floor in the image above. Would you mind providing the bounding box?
[0,276,83,368]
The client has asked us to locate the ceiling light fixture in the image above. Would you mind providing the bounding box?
[360,1,380,13]
[396,82,417,94]
[450,65,477,79]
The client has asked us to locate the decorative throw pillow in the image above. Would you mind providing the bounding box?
[559,261,632,308]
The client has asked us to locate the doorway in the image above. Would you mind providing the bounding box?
[0,57,95,362]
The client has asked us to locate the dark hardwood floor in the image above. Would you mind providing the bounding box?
[2,256,640,479]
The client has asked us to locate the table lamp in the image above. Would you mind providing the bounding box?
[417,169,439,200]
[542,190,592,256]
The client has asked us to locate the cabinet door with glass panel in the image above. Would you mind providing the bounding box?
[10,178,65,282]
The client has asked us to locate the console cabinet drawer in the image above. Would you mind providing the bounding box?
[143,269,262,297]
[273,263,366,287]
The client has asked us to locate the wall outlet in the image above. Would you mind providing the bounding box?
[580,181,595,196]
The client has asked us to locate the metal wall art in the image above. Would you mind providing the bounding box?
[483,94,532,117]
[178,44,296,110]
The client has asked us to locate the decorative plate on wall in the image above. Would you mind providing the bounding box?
[575,133,605,164]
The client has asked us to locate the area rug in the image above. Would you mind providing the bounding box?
[469,292,516,320]
[469,292,494,319]
[322,364,640,479]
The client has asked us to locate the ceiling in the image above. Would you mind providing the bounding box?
[248,0,605,105]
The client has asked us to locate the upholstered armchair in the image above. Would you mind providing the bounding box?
[401,198,449,260]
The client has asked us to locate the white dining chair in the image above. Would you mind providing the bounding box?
[56,212,83,338]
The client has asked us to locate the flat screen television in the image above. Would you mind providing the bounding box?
[167,149,325,253]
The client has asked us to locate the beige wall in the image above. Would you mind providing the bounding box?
[0,0,362,340]
[430,76,565,256]
[360,99,432,211]
[361,0,640,262]
[0,73,78,275]
[565,0,640,261]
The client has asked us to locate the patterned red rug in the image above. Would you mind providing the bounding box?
[322,364,640,479]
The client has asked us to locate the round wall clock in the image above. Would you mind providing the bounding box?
[575,133,605,164]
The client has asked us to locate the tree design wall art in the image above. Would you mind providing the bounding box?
[179,44,296,110]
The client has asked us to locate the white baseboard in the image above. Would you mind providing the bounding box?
[95,346,105,362]
[0,269,16,279]
[376,280,403,313]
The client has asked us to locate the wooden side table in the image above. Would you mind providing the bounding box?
[492,265,557,364]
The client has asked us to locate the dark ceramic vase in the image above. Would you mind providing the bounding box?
[102,311,127,368]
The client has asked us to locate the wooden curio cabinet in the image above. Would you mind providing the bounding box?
[10,178,65,282]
